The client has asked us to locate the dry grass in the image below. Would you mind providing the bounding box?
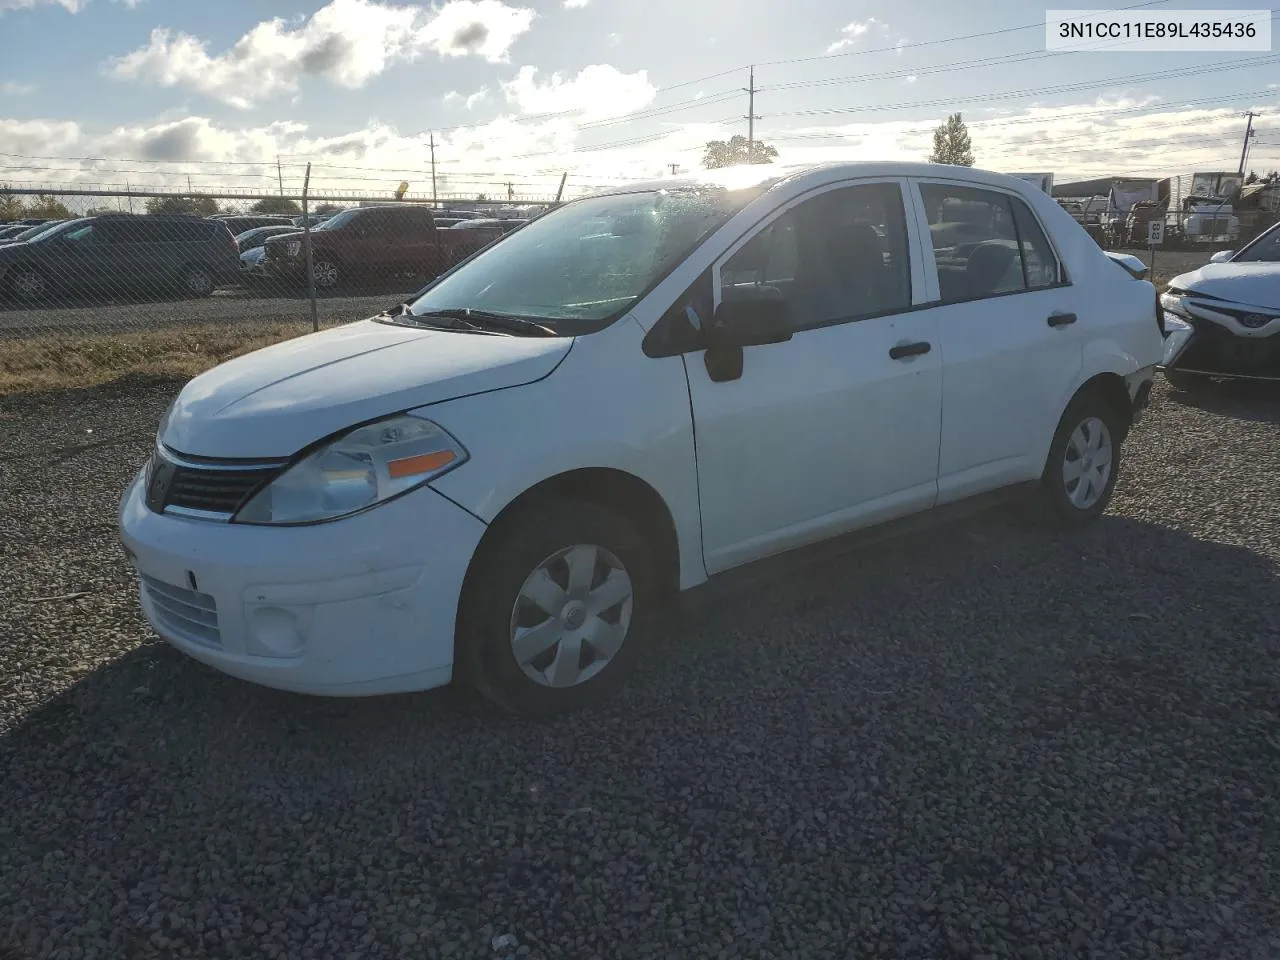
[0,321,310,395]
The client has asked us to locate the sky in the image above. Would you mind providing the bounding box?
[1,0,1278,203]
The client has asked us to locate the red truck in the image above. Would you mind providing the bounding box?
[260,204,494,289]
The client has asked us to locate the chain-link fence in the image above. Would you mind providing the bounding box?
[0,168,595,392]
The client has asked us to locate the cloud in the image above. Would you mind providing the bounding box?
[0,117,81,155]
[826,17,888,54]
[903,75,918,84]
[107,0,535,107]
[444,87,490,109]
[563,0,588,7]
[0,0,86,13]
[503,64,655,121]
[416,0,535,60]
[606,31,620,46]
[1,81,37,95]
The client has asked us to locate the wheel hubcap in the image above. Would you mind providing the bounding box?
[314,262,337,287]
[186,270,210,293]
[15,273,43,297]
[509,543,634,689]
[1062,416,1113,510]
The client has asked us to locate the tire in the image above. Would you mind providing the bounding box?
[1038,388,1124,528]
[179,264,215,298]
[457,498,657,717]
[1163,368,1207,391]
[311,259,340,289]
[8,266,47,302]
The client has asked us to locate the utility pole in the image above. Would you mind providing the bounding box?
[277,156,284,196]
[1238,111,1258,177]
[744,65,759,163]
[668,163,680,175]
[429,133,438,208]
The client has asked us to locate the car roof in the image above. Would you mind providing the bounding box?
[583,162,1049,200]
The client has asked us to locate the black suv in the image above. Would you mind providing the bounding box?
[0,214,240,302]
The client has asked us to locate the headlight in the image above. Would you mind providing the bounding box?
[234,414,467,525]
[283,240,302,257]
[1159,291,1192,320]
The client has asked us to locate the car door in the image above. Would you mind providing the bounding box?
[909,179,1082,504]
[682,179,943,574]
[39,221,123,291]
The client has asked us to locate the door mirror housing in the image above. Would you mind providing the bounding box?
[702,287,792,383]
[708,289,793,348]
[1209,249,1234,264]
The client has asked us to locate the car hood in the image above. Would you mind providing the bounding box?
[1168,262,1280,309]
[162,318,572,459]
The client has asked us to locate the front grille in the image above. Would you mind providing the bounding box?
[1176,322,1280,377]
[167,465,272,513]
[146,448,285,520]
[1197,217,1231,235]
[141,574,221,649]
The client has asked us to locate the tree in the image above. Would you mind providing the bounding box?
[250,196,301,215]
[929,113,975,166]
[146,195,219,216]
[702,135,779,169]
[22,194,73,218]
[314,202,344,216]
[0,187,23,221]
[476,193,489,202]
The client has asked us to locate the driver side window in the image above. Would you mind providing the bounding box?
[719,182,912,331]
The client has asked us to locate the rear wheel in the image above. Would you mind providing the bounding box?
[180,264,215,298]
[457,499,656,717]
[1038,389,1124,528]
[9,267,47,301]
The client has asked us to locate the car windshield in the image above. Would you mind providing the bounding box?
[28,219,86,243]
[11,221,64,242]
[312,209,362,232]
[1232,222,1280,263]
[405,186,764,331]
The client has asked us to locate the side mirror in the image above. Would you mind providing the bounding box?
[708,291,793,348]
[703,288,792,383]
[1209,250,1234,264]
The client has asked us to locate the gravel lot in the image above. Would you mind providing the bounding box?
[1,377,1278,959]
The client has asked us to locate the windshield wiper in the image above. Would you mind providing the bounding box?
[411,308,558,337]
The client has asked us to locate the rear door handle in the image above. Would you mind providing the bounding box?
[1047,312,1077,327]
[889,341,931,360]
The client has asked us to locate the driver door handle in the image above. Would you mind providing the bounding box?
[1047,312,1077,327]
[889,341,931,360]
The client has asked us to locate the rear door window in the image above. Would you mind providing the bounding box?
[918,184,1065,302]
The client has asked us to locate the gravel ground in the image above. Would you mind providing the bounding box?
[1,377,1278,959]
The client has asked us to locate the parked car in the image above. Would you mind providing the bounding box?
[233,224,299,253]
[0,225,30,242]
[119,162,1162,716]
[0,214,239,302]
[260,204,491,289]
[1159,219,1280,385]
[447,218,529,244]
[238,244,270,281]
[212,215,297,237]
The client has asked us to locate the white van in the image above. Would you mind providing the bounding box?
[120,162,1164,715]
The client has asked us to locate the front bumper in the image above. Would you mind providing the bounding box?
[118,469,487,696]
[1162,314,1280,381]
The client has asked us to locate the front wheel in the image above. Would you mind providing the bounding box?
[180,264,215,298]
[9,267,47,301]
[1038,390,1124,528]
[311,260,339,289]
[457,499,656,717]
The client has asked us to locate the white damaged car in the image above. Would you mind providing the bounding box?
[1160,221,1280,386]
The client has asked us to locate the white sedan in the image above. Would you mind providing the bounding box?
[119,162,1164,715]
[1160,220,1280,385]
